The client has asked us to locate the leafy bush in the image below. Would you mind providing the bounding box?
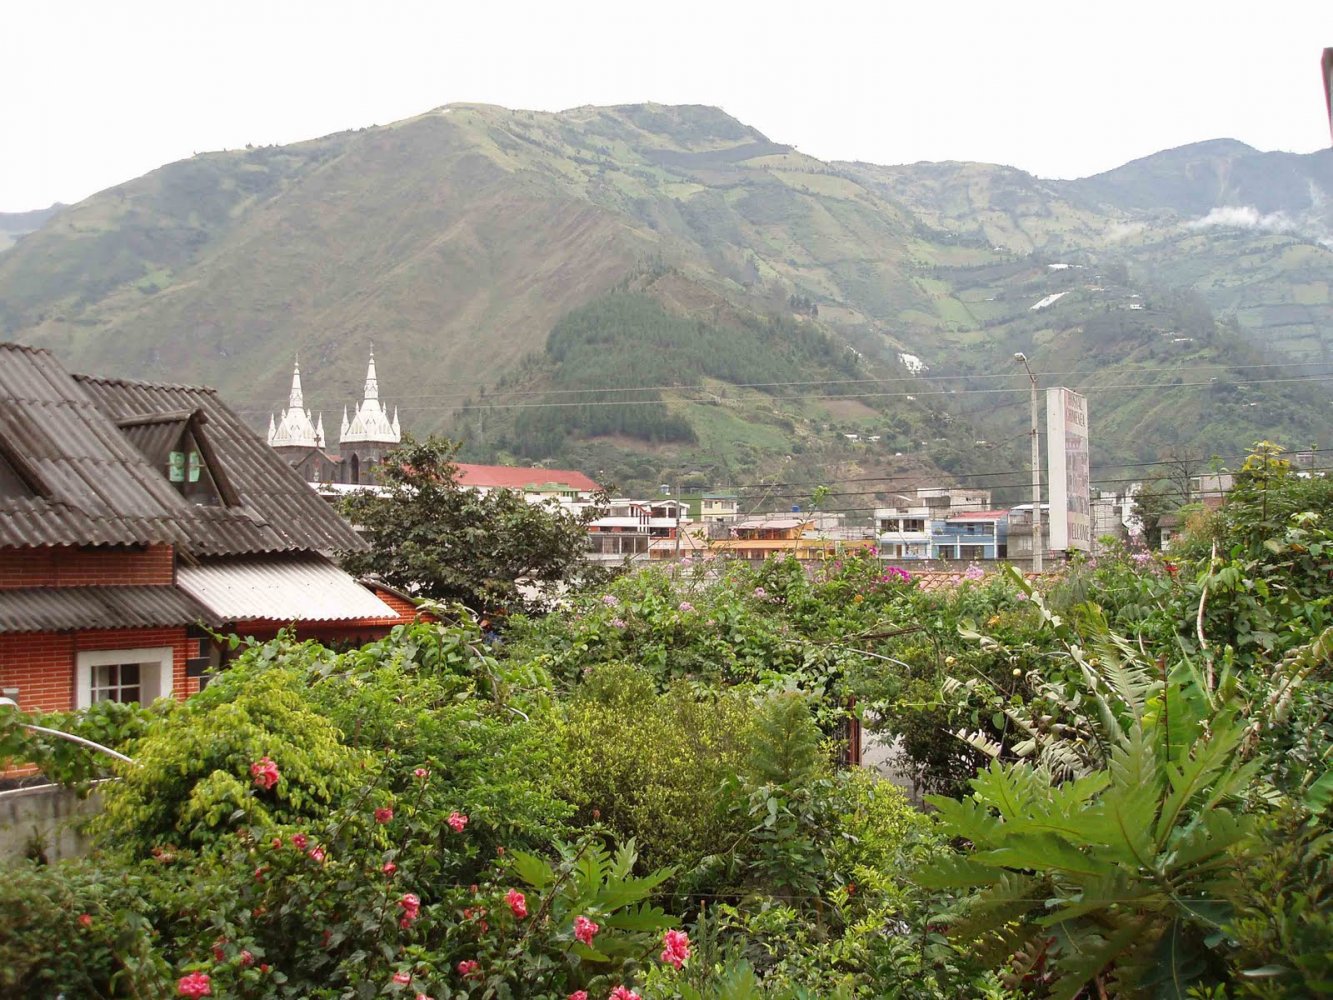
[557,664,755,875]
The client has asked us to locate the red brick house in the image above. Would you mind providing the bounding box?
[0,343,421,715]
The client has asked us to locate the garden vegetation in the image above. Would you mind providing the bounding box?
[0,443,1329,998]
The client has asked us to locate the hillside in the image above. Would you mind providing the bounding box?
[0,104,1329,496]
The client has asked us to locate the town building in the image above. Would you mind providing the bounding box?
[698,492,740,523]
[0,343,420,717]
[708,516,875,563]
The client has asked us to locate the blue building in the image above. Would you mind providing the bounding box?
[931,509,1009,561]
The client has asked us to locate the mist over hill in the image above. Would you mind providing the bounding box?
[0,104,1328,496]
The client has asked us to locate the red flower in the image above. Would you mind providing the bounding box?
[608,988,640,1000]
[505,889,527,919]
[271,837,282,849]
[309,846,327,864]
[259,964,270,973]
[374,806,394,824]
[250,757,279,791]
[573,914,599,946]
[456,959,481,980]
[77,913,93,929]
[469,883,479,894]
[254,866,267,882]
[290,833,308,851]
[240,950,254,967]
[660,928,691,969]
[568,993,589,1000]
[212,941,226,962]
[177,972,212,998]
[392,971,412,985]
[447,811,468,833]
[398,891,421,928]
[413,767,429,779]
[416,995,435,1000]
[382,861,398,876]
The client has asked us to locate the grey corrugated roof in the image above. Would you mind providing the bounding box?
[178,557,398,622]
[0,585,217,634]
[0,343,366,556]
[74,373,367,556]
[0,344,195,548]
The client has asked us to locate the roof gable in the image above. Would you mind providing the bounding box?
[75,373,367,556]
[0,343,194,548]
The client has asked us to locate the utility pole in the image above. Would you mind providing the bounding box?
[1015,353,1043,573]
[673,480,681,559]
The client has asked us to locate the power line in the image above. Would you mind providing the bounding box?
[256,361,1333,407]
[234,372,1333,416]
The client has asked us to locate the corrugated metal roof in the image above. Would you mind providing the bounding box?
[178,557,398,622]
[0,344,195,548]
[75,373,367,556]
[0,585,216,634]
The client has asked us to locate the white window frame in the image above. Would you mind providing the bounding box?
[76,646,174,709]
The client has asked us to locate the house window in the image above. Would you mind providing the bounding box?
[76,647,173,708]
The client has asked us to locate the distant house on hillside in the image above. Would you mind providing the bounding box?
[0,343,420,717]
[709,517,874,562]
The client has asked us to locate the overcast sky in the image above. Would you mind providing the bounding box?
[2,0,1329,211]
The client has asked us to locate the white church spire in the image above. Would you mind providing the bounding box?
[267,357,320,449]
[341,347,401,445]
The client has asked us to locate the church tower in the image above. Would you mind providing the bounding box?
[339,348,401,485]
[268,359,323,451]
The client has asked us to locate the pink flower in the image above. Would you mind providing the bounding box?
[398,892,421,926]
[660,928,691,969]
[382,861,398,876]
[250,756,279,791]
[609,988,640,1000]
[375,806,394,824]
[610,618,626,629]
[253,865,267,882]
[456,959,481,980]
[602,594,620,607]
[752,586,767,598]
[413,767,429,779]
[573,914,599,946]
[677,601,694,612]
[447,811,468,833]
[392,971,412,985]
[309,846,326,863]
[568,993,589,1000]
[177,972,212,998]
[78,913,93,928]
[240,950,254,967]
[416,995,435,1000]
[290,833,308,851]
[505,889,528,919]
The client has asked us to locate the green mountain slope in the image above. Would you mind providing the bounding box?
[0,104,1328,497]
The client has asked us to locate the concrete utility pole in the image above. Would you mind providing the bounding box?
[1015,353,1043,573]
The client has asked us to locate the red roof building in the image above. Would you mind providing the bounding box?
[451,463,601,497]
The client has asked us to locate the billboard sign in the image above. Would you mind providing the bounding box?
[1046,387,1090,551]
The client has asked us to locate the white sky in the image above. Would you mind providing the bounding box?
[2,0,1329,212]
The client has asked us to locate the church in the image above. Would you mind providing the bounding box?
[268,351,401,485]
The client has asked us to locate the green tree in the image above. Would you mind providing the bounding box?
[339,436,601,615]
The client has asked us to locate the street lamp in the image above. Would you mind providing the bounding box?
[1014,353,1043,573]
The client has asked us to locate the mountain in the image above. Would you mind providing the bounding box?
[0,105,1328,498]
[0,204,61,252]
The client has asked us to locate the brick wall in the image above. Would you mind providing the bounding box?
[0,625,194,714]
[0,544,175,589]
